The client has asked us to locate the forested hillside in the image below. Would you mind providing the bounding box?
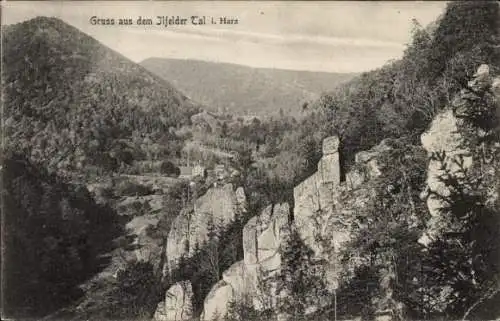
[313,1,499,167]
[2,17,200,178]
[232,0,500,191]
[141,58,355,117]
[166,0,499,212]
[156,3,500,320]
[1,16,198,319]
[2,2,500,321]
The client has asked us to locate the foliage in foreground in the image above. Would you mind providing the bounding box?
[103,261,164,319]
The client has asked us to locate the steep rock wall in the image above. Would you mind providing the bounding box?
[201,203,291,321]
[165,184,247,273]
[293,136,389,290]
[167,64,500,321]
[419,64,500,246]
[199,136,398,320]
[418,109,472,246]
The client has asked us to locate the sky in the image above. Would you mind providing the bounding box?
[2,1,448,73]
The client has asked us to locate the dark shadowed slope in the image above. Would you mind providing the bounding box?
[140,58,356,117]
[2,153,126,319]
[2,17,200,177]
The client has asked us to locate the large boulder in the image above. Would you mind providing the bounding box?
[345,138,403,191]
[235,186,247,212]
[468,64,491,92]
[222,261,248,300]
[420,109,472,229]
[354,139,395,179]
[154,281,194,321]
[200,280,233,321]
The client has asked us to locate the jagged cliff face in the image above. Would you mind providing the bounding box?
[196,136,401,321]
[201,203,290,321]
[293,136,343,257]
[419,64,500,246]
[293,136,397,291]
[165,183,247,273]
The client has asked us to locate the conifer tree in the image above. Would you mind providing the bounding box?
[273,227,328,319]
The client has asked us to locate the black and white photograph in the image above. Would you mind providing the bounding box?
[1,1,500,320]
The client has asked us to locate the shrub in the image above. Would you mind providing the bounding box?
[223,299,272,321]
[104,261,163,319]
[160,160,180,177]
[116,180,153,196]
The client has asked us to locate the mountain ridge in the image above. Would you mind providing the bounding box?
[141,57,356,117]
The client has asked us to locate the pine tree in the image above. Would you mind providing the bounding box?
[273,227,328,319]
[206,215,222,280]
[104,261,161,319]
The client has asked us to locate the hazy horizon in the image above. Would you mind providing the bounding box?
[2,1,448,73]
[141,56,362,74]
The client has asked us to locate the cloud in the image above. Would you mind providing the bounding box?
[153,27,405,49]
[2,1,445,72]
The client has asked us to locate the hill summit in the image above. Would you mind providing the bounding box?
[2,17,200,177]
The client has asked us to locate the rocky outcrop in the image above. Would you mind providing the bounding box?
[154,281,194,321]
[201,279,234,321]
[243,203,289,271]
[418,109,472,246]
[166,183,247,273]
[200,136,400,320]
[125,214,162,263]
[354,139,396,180]
[419,64,500,246]
[293,136,342,255]
[165,64,500,321]
[235,186,247,212]
[200,263,243,321]
[243,203,290,309]
[292,136,390,290]
[201,203,291,321]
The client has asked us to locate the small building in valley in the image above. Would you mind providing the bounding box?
[193,164,207,178]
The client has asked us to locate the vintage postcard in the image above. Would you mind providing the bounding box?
[2,1,500,321]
